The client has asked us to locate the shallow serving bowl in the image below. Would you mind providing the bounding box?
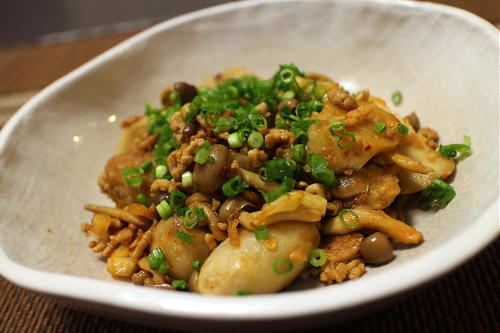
[0,0,497,330]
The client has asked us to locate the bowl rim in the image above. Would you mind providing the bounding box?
[0,0,498,321]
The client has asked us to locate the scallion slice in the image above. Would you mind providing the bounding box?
[228,132,244,148]
[327,120,346,137]
[156,200,173,219]
[154,165,168,179]
[175,230,193,244]
[147,248,169,274]
[391,91,403,106]
[339,209,360,228]
[169,190,187,209]
[122,167,144,187]
[438,135,473,158]
[183,207,205,229]
[222,175,249,197]
[397,123,409,136]
[194,148,210,164]
[273,258,294,275]
[420,178,456,210]
[249,114,267,130]
[374,122,386,133]
[248,131,264,149]
[254,225,270,240]
[309,248,327,267]
[311,167,336,187]
[292,144,306,163]
[337,133,356,149]
[181,171,193,188]
[135,193,149,206]
[172,279,187,290]
[191,260,201,270]
[140,160,153,172]
[235,290,251,296]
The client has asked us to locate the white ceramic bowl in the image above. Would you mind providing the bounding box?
[0,0,498,330]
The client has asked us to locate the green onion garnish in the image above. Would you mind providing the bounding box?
[282,90,295,99]
[194,148,210,164]
[292,144,306,163]
[147,248,169,274]
[248,131,264,149]
[279,68,295,84]
[195,141,212,153]
[438,135,473,158]
[191,260,201,270]
[328,120,346,137]
[169,190,187,209]
[172,279,187,290]
[254,225,270,240]
[337,133,356,149]
[308,154,329,171]
[183,207,205,229]
[419,178,456,210]
[154,165,168,179]
[273,258,294,275]
[228,132,244,149]
[135,193,149,206]
[214,117,233,133]
[309,248,327,267]
[140,161,153,172]
[175,230,193,244]
[391,91,403,106]
[122,167,144,187]
[397,123,409,136]
[259,159,297,183]
[249,114,268,130]
[156,200,173,219]
[181,171,193,188]
[275,118,285,129]
[311,167,336,187]
[293,129,308,144]
[374,122,386,133]
[235,290,251,296]
[339,209,360,228]
[222,175,249,197]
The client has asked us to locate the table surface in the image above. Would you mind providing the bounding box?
[0,28,498,333]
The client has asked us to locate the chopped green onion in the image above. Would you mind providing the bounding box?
[328,120,346,137]
[235,290,251,296]
[420,178,456,210]
[397,123,409,136]
[147,248,169,274]
[172,279,187,290]
[391,91,403,106]
[156,200,173,219]
[279,68,295,84]
[259,178,295,203]
[181,171,193,188]
[259,159,297,183]
[214,117,233,133]
[249,114,267,130]
[438,135,473,158]
[312,167,336,187]
[339,209,360,228]
[183,207,205,229]
[309,248,327,267]
[176,207,188,217]
[282,90,295,99]
[154,165,168,179]
[140,161,153,172]
[222,175,249,197]
[374,122,386,133]
[293,129,308,144]
[175,230,193,244]
[254,225,270,240]
[191,260,201,270]
[292,144,306,163]
[307,154,328,171]
[337,133,356,149]
[169,190,187,209]
[275,117,285,129]
[122,167,144,187]
[195,141,212,154]
[135,193,149,206]
[248,131,264,149]
[273,258,294,275]
[194,148,210,164]
[228,132,244,149]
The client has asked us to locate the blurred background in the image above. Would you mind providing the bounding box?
[0,0,498,126]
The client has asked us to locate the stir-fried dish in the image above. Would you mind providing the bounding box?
[81,65,472,295]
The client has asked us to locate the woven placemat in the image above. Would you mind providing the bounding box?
[0,27,498,333]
